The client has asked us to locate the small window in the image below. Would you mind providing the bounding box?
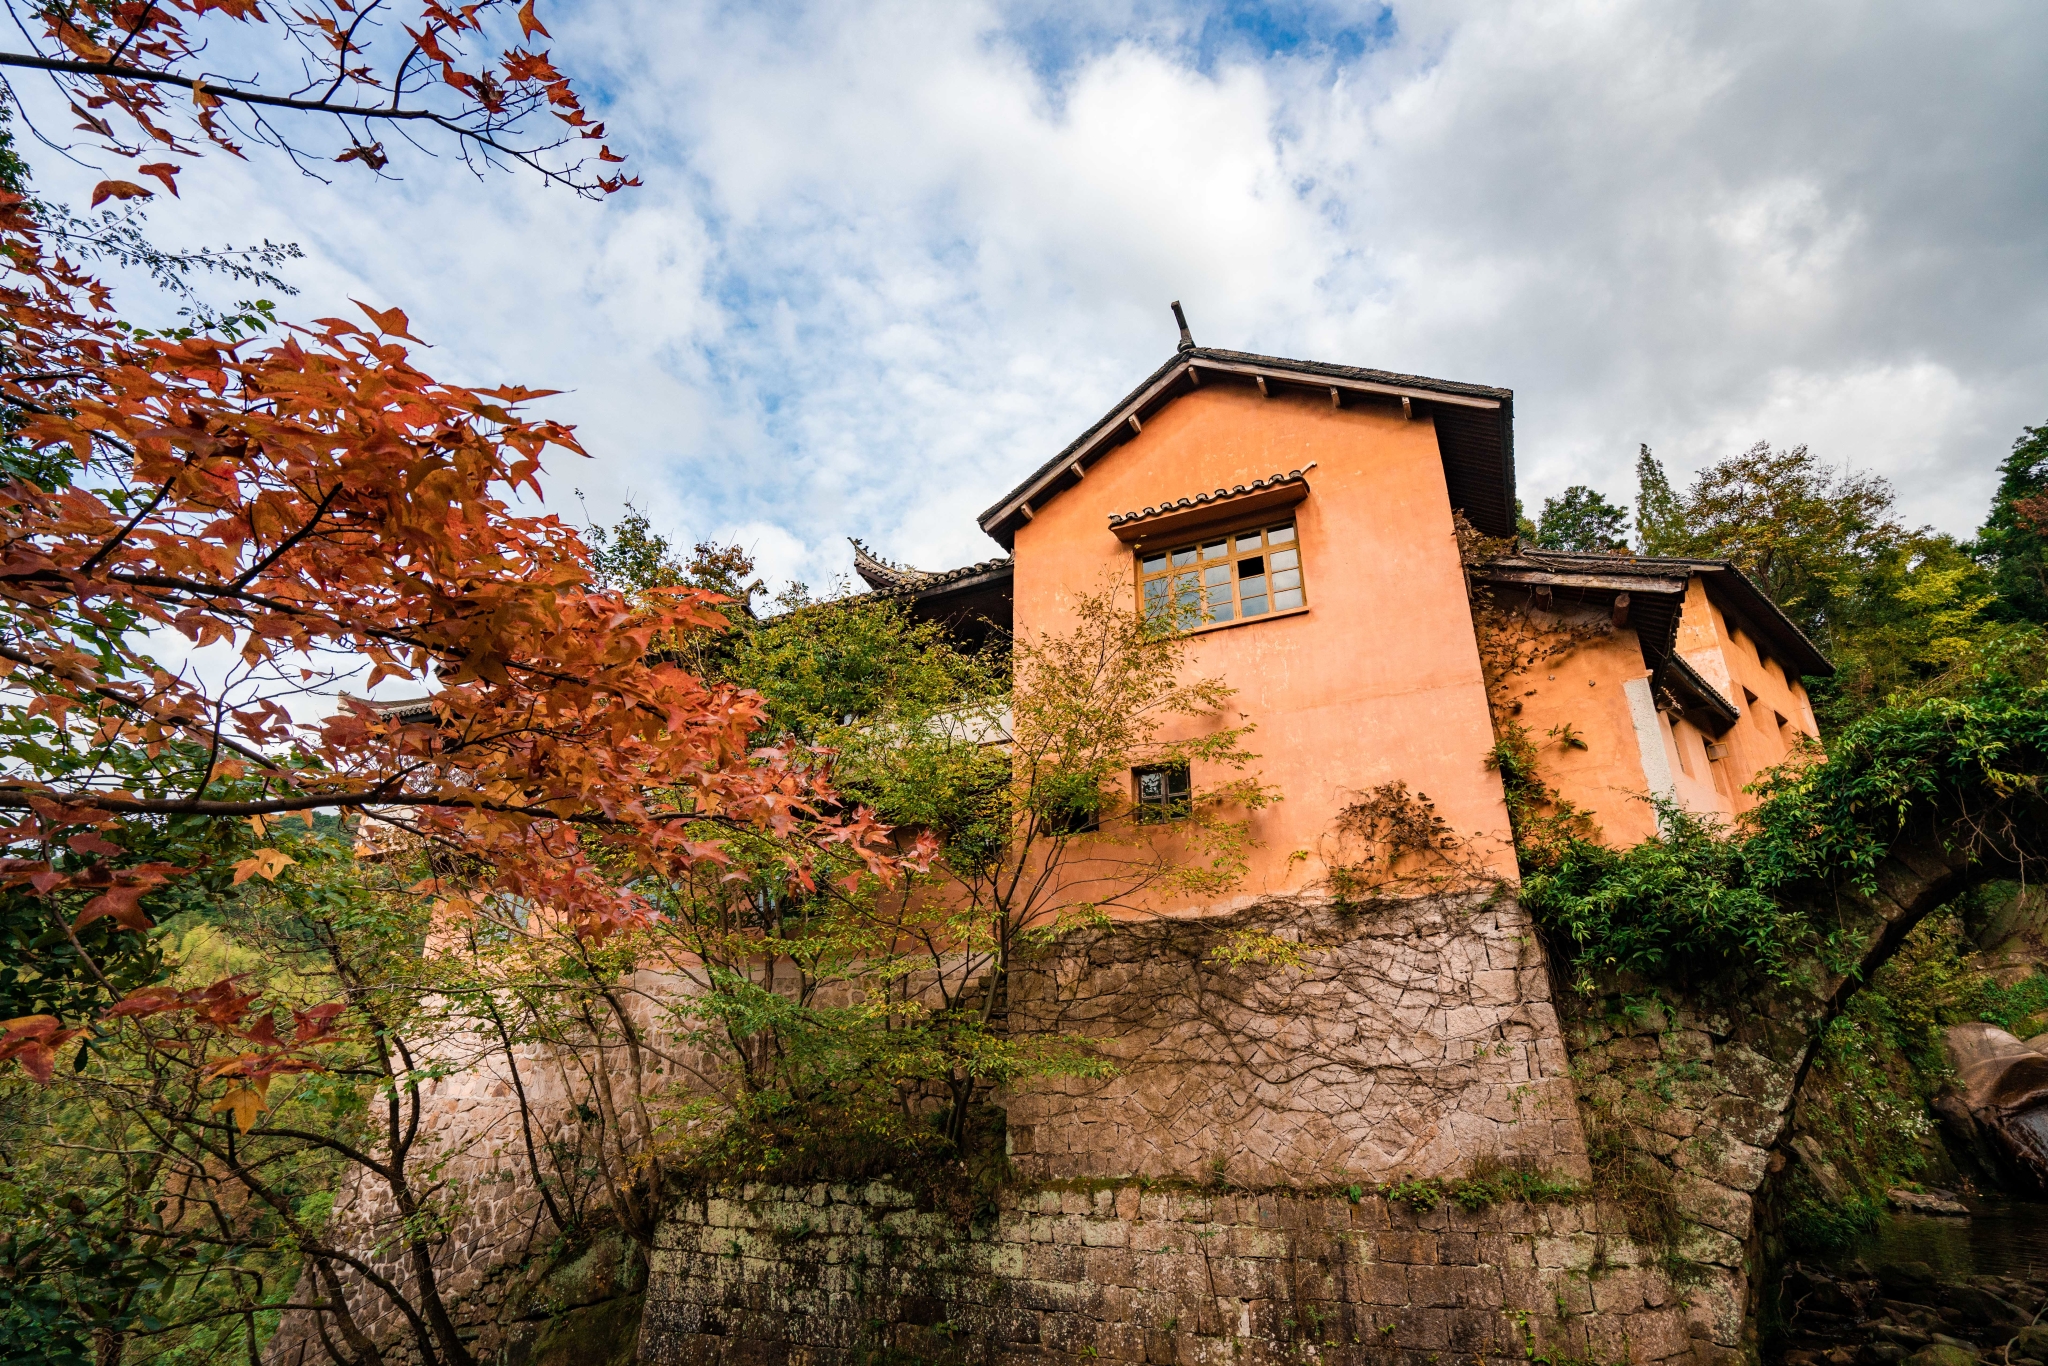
[1139,522,1304,629]
[1133,764,1191,822]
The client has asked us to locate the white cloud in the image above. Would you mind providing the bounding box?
[11,0,2044,593]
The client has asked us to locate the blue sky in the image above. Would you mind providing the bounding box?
[16,0,2048,595]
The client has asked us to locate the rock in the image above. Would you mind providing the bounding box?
[1881,1261,1940,1302]
[1905,1344,1977,1366]
[1943,1024,2048,1192]
[2015,1325,2048,1359]
[1944,1284,2027,1329]
[1888,1188,1970,1217]
[1867,1346,1908,1365]
[1792,1134,1855,1201]
[1785,1264,1864,1317]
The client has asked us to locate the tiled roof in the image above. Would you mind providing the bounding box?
[1480,547,1832,677]
[1106,468,1313,533]
[848,538,1011,596]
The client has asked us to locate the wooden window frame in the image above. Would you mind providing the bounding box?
[1134,515,1306,633]
[1132,763,1191,823]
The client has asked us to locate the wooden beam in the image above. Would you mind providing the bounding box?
[1069,462,1085,480]
[1401,396,1413,420]
[1185,364,1201,386]
[1329,387,1341,408]
[1255,375,1269,398]
[1612,592,1631,628]
[1019,502,1034,521]
[1182,357,1503,410]
[1128,414,1142,436]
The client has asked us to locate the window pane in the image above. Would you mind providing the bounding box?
[1239,574,1266,598]
[1236,531,1262,552]
[1139,771,1165,800]
[1143,578,1168,600]
[1172,546,1197,567]
[1201,541,1227,560]
[1167,768,1190,797]
[1270,547,1299,570]
[1274,588,1304,610]
[1242,595,1268,616]
[1206,582,1232,606]
[1272,568,1301,591]
[1203,564,1230,586]
[1142,553,1167,574]
[1237,556,1264,578]
[1209,599,1234,622]
[1268,524,1296,543]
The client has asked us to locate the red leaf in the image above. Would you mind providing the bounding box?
[89,179,152,208]
[0,1016,86,1083]
[74,882,152,932]
[136,163,181,196]
[517,0,550,39]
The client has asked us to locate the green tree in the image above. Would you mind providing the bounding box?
[1970,422,2048,625]
[1632,442,1994,720]
[1634,444,1685,556]
[1534,485,1631,552]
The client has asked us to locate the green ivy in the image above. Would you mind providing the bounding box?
[1517,637,2048,988]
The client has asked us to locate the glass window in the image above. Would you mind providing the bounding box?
[1134,764,1191,822]
[1137,522,1304,628]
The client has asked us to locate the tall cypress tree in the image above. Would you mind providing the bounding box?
[1634,444,1686,555]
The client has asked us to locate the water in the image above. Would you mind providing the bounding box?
[1830,1196,2048,1280]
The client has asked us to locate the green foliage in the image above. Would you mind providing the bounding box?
[1970,422,2048,626]
[1534,485,1630,553]
[1775,912,2001,1254]
[1633,444,1685,557]
[1373,1166,1582,1212]
[1625,443,2001,723]
[1523,805,1802,989]
[1521,637,2048,987]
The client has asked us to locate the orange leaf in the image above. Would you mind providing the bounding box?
[351,300,419,340]
[89,179,152,208]
[231,848,297,885]
[517,0,550,39]
[212,1083,266,1132]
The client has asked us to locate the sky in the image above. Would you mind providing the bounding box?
[15,0,2048,597]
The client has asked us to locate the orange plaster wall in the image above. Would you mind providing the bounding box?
[1492,618,1665,847]
[1673,578,1820,814]
[1009,383,1519,909]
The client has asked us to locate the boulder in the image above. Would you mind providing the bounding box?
[1887,1188,1969,1217]
[1942,1284,2026,1330]
[1905,1344,1978,1366]
[1880,1261,1939,1303]
[1942,1024,2048,1192]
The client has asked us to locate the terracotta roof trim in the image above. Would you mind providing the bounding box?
[1106,467,1314,531]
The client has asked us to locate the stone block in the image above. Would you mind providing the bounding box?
[1376,1230,1438,1265]
[1439,1232,1479,1265]
[1629,1307,1695,1361]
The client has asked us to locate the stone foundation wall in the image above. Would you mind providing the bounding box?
[1004,894,1587,1186]
[639,1180,1714,1366]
